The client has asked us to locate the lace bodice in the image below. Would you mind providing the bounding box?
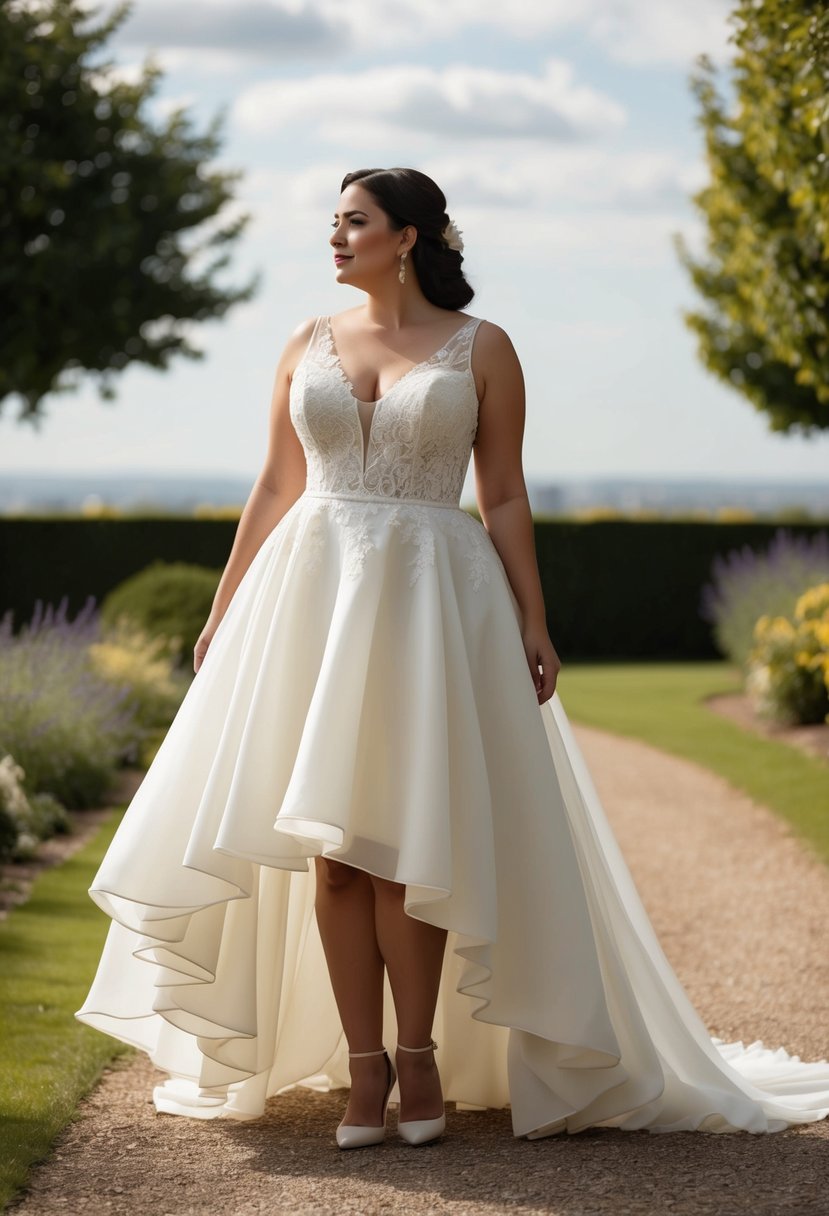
[290,313,483,505]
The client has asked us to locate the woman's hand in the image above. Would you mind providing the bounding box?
[193,614,222,674]
[521,624,561,705]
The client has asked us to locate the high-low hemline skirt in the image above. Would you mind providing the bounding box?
[75,490,829,1136]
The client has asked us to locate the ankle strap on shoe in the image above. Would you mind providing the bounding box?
[396,1038,438,1053]
[348,1046,387,1058]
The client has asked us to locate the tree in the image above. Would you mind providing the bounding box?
[0,0,257,426]
[675,1,829,434]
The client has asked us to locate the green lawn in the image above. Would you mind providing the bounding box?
[0,807,134,1213]
[558,660,829,866]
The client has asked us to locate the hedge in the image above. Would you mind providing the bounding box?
[1,515,827,660]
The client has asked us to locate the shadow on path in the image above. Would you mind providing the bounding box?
[10,1053,828,1216]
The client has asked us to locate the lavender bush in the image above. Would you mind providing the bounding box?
[700,529,829,668]
[0,596,142,809]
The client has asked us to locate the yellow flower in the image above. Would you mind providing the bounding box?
[88,618,180,701]
[795,583,829,622]
[753,614,795,641]
[749,584,829,724]
[814,620,829,648]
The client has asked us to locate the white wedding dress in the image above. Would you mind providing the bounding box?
[75,314,829,1136]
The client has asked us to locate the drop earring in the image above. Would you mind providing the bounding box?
[398,251,407,284]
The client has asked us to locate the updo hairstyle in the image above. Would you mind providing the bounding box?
[340,167,474,310]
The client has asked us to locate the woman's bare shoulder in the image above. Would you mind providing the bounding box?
[278,314,321,377]
[470,318,520,365]
[288,314,321,346]
[471,317,515,345]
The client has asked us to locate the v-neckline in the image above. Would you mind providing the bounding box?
[324,313,476,407]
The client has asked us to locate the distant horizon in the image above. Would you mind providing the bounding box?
[3,467,827,521]
[2,466,826,486]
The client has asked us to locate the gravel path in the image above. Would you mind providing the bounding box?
[9,724,829,1216]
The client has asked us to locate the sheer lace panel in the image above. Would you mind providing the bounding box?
[289,314,483,504]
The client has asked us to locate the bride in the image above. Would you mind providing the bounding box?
[75,167,829,1149]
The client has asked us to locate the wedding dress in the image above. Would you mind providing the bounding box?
[75,313,829,1136]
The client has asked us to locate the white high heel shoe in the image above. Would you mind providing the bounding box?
[336,1047,397,1149]
[396,1039,446,1146]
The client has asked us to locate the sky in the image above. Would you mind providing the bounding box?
[4,0,829,500]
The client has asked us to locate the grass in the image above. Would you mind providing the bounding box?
[558,660,829,867]
[0,806,134,1213]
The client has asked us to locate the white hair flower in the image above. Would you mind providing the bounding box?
[441,218,464,253]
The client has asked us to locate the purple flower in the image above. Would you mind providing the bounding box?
[0,597,143,807]
[700,528,829,666]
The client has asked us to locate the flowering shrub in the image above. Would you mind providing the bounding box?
[747,583,829,725]
[100,561,223,667]
[0,597,140,808]
[0,753,29,861]
[0,753,70,862]
[700,528,829,667]
[88,616,188,728]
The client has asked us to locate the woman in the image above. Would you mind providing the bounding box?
[76,167,829,1148]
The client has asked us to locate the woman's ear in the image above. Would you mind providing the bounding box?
[400,224,417,255]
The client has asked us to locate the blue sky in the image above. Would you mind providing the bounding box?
[4,0,828,501]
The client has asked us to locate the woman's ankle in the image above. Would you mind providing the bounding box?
[395,1052,444,1120]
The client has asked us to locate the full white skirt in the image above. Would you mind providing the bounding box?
[75,492,829,1135]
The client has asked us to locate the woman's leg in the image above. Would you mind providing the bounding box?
[313,856,390,1127]
[371,875,448,1122]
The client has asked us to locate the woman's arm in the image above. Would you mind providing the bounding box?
[471,321,561,704]
[194,317,314,671]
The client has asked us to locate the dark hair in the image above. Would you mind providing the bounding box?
[340,167,474,310]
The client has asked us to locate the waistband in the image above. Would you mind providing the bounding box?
[302,489,462,511]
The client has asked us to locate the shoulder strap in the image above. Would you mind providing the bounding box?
[437,316,482,372]
[298,315,326,364]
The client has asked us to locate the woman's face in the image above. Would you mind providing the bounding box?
[329,183,412,286]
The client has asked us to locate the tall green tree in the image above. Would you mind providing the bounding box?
[675,1,829,434]
[0,0,256,426]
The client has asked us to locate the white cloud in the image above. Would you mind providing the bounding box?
[115,0,733,68]
[117,0,343,55]
[237,148,704,225]
[456,207,700,270]
[314,0,575,45]
[233,59,626,144]
[144,47,261,75]
[329,0,735,67]
[420,149,706,212]
[581,0,734,67]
